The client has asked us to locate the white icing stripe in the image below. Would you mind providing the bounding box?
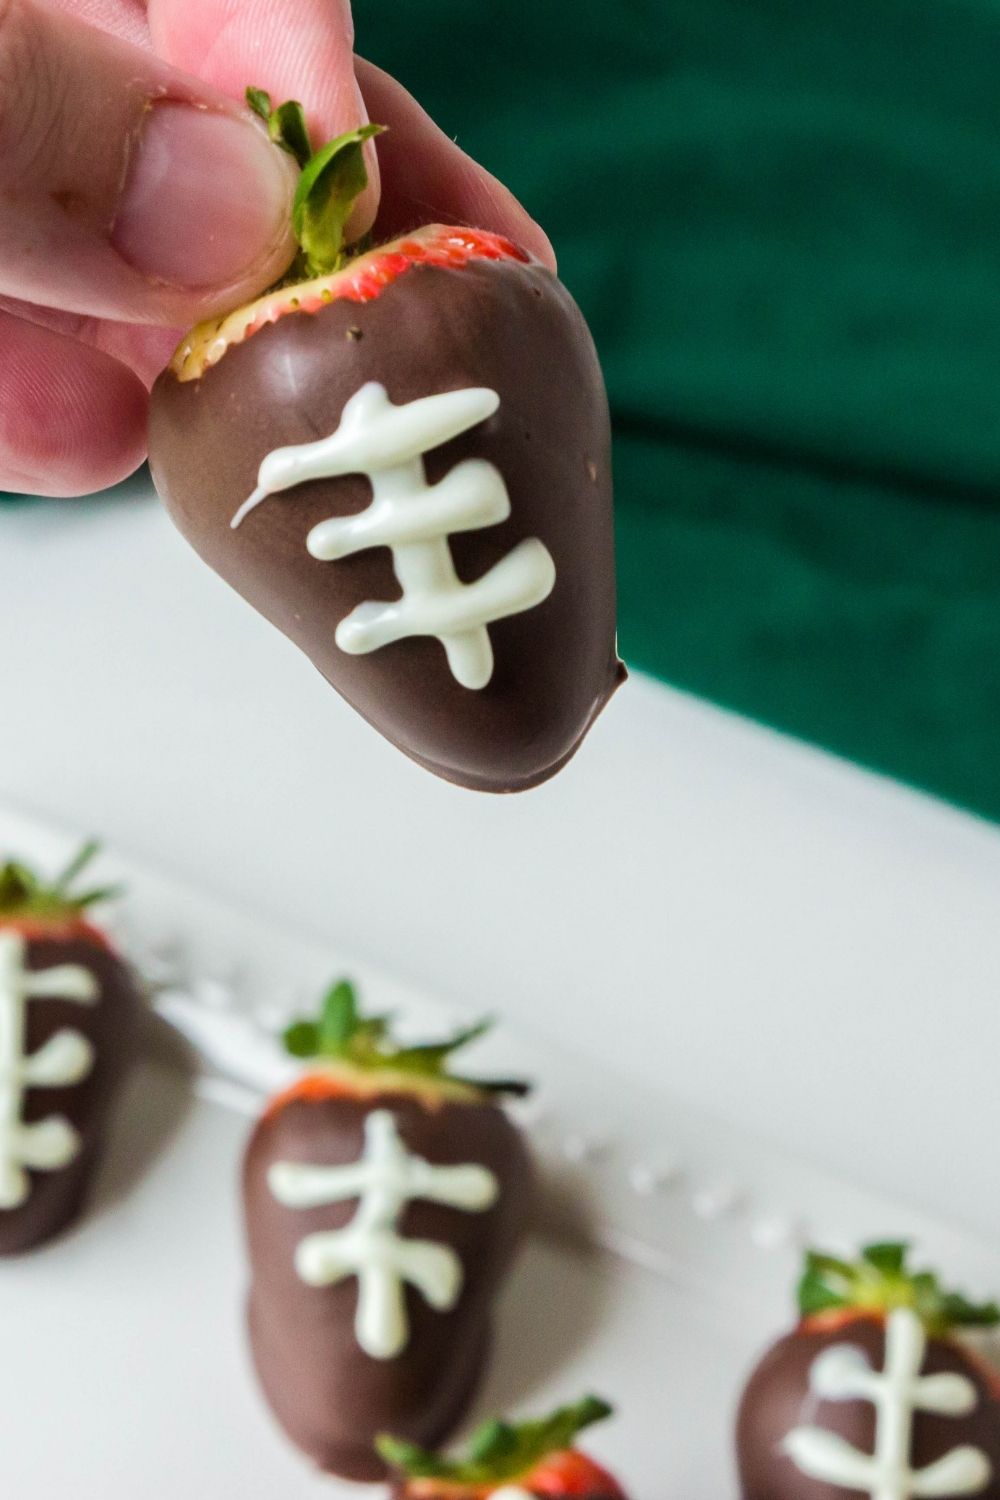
[490,1489,536,1500]
[235,385,502,523]
[0,932,99,1210]
[268,1107,499,1360]
[232,382,556,690]
[21,1030,94,1088]
[783,1307,992,1499]
[306,454,508,555]
[334,537,554,687]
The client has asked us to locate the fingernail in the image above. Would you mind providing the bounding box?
[113,102,295,289]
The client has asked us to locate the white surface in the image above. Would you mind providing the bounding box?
[0,813,760,1500]
[2,805,989,1333]
[1,811,998,1500]
[0,1057,736,1500]
[1,483,1000,1246]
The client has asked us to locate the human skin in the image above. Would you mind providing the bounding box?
[0,0,554,496]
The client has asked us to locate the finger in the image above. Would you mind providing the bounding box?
[39,0,149,46]
[0,0,299,325]
[147,0,379,235]
[85,323,182,389]
[0,310,147,496]
[0,296,181,388]
[355,57,555,271]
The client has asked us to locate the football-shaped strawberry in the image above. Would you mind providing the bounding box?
[242,979,533,1479]
[0,843,139,1254]
[378,1393,628,1500]
[737,1241,1000,1500]
[148,94,623,794]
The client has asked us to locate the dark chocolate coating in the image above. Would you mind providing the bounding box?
[0,934,139,1255]
[243,1089,533,1479]
[149,258,624,792]
[736,1318,1000,1500]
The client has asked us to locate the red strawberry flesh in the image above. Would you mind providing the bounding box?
[171,226,532,382]
[523,1449,626,1498]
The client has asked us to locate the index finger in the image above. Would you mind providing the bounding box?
[147,0,379,235]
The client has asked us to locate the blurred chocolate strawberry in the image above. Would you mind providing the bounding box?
[378,1393,627,1499]
[737,1241,1000,1500]
[242,978,533,1479]
[149,92,623,794]
[0,842,139,1254]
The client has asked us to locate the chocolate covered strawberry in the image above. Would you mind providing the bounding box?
[149,93,623,794]
[737,1241,1000,1500]
[0,843,139,1254]
[242,978,533,1479]
[378,1394,627,1500]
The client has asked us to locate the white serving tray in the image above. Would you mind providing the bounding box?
[0,806,996,1500]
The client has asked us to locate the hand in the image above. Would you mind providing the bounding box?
[0,0,553,497]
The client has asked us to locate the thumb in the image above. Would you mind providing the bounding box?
[0,0,299,326]
[147,0,379,240]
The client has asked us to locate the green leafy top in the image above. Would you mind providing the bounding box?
[281,978,528,1099]
[0,840,120,921]
[247,88,383,279]
[797,1242,1000,1336]
[376,1395,613,1484]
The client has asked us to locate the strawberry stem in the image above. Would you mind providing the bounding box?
[0,840,121,920]
[246,87,383,279]
[247,90,312,167]
[376,1395,613,1484]
[281,977,529,1097]
[797,1241,999,1335]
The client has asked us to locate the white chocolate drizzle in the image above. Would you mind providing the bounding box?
[783,1307,991,1499]
[268,1107,499,1360]
[0,931,100,1210]
[231,382,556,689]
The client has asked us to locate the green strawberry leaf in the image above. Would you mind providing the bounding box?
[278,978,527,1096]
[0,862,34,911]
[246,87,272,123]
[389,1019,493,1075]
[319,979,359,1048]
[293,122,383,276]
[798,1252,861,1315]
[282,1021,320,1058]
[862,1242,908,1275]
[269,101,312,166]
[70,886,125,909]
[374,1437,449,1481]
[245,85,269,120]
[468,1420,520,1464]
[0,841,120,919]
[246,86,385,282]
[245,88,312,167]
[377,1395,613,1485]
[441,1072,532,1099]
[796,1241,999,1335]
[352,1014,392,1050]
[941,1291,1000,1327]
[53,839,101,894]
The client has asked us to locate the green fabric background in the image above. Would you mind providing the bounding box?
[354,0,1000,820]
